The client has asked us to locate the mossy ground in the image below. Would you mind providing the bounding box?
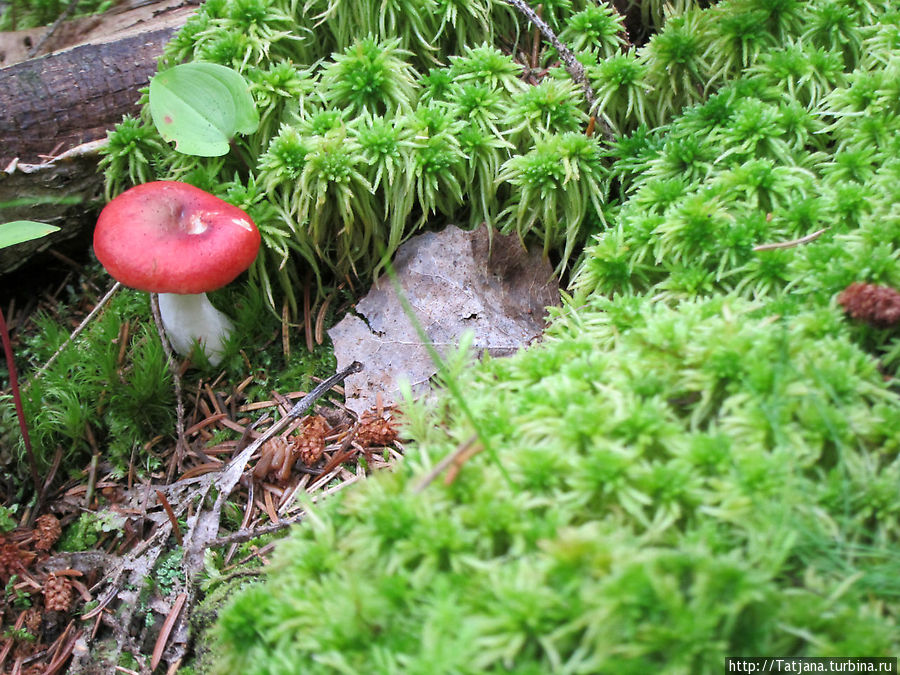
[1,260,338,491]
[212,298,899,673]
[192,1,898,672]
[2,0,900,671]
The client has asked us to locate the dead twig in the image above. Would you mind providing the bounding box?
[156,490,183,546]
[752,227,830,251]
[443,440,485,486]
[314,292,333,346]
[44,621,79,675]
[210,509,307,548]
[312,421,359,481]
[304,271,314,353]
[0,611,26,670]
[504,0,615,141]
[0,304,41,504]
[150,592,187,671]
[530,4,543,69]
[413,434,481,493]
[24,281,121,392]
[26,0,80,58]
[225,479,255,565]
[281,298,291,360]
[84,451,100,508]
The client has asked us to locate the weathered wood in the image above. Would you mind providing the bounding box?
[0,0,194,274]
[0,142,105,274]
[0,0,195,67]
[1,28,175,166]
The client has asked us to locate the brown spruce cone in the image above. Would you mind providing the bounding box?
[43,572,73,613]
[838,282,900,328]
[355,412,399,448]
[294,415,330,467]
[0,536,27,583]
[21,606,42,635]
[32,514,62,552]
[12,608,42,659]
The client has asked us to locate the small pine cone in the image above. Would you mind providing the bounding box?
[838,282,900,328]
[12,608,42,660]
[294,415,329,467]
[0,536,26,583]
[355,412,398,448]
[33,514,62,552]
[294,435,324,467]
[304,414,330,438]
[21,607,42,635]
[43,572,73,613]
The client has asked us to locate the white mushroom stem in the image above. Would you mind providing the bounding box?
[157,292,234,366]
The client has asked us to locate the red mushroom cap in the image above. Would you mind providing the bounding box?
[93,181,261,294]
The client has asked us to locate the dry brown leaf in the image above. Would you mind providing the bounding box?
[329,225,559,414]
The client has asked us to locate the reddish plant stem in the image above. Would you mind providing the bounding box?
[0,305,41,497]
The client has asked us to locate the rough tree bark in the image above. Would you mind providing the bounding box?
[0,0,193,274]
[1,28,175,166]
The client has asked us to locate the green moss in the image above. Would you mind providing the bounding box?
[106,0,861,309]
[0,505,17,532]
[59,511,126,552]
[0,273,339,491]
[152,547,185,597]
[0,287,173,477]
[192,2,900,671]
[118,649,139,671]
[0,0,112,30]
[574,21,900,377]
[99,7,600,311]
[210,296,899,672]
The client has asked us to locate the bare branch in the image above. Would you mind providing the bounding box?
[24,281,121,392]
[753,227,829,251]
[504,0,615,141]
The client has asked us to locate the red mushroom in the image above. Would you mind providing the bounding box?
[93,181,261,366]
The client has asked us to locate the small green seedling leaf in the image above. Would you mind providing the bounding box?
[0,221,60,250]
[149,62,260,157]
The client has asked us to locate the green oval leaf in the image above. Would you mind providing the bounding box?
[149,62,260,157]
[0,221,61,250]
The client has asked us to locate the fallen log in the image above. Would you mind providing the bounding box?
[0,0,195,275]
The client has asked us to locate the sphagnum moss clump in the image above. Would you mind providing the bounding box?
[210,296,900,673]
[177,1,900,672]
[0,0,873,668]
[3,288,175,475]
[103,0,873,308]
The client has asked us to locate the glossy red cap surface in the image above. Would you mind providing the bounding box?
[93,181,260,294]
